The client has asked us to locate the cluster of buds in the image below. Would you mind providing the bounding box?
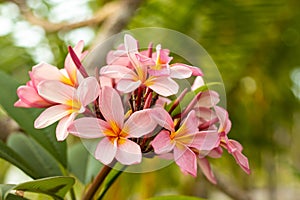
[15,34,250,184]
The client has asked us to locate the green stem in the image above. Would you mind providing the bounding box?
[69,187,76,200]
[97,166,127,200]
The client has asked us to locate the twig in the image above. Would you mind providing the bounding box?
[9,0,119,32]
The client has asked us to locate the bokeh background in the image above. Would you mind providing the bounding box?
[0,0,300,199]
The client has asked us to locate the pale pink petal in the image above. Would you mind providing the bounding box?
[232,151,251,174]
[198,158,217,184]
[174,144,197,177]
[37,80,76,104]
[148,68,170,77]
[14,99,31,108]
[15,85,52,108]
[68,117,108,138]
[155,96,172,107]
[106,49,130,66]
[170,64,192,79]
[99,76,113,88]
[171,63,203,76]
[151,130,175,154]
[124,34,139,68]
[77,77,99,106]
[175,110,198,138]
[207,146,223,158]
[115,139,142,165]
[124,109,157,138]
[100,86,124,128]
[196,90,220,108]
[146,77,179,97]
[215,106,232,134]
[31,62,63,84]
[95,137,117,165]
[56,112,77,141]
[191,76,205,91]
[188,130,220,151]
[100,65,136,79]
[34,105,70,128]
[228,139,243,152]
[151,107,174,132]
[116,79,141,93]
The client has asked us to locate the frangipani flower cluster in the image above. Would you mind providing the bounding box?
[15,34,250,184]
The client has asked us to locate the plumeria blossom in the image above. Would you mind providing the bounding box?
[15,34,250,185]
[68,86,157,165]
[100,34,202,96]
[14,41,86,108]
[34,77,99,141]
[151,108,219,176]
[214,106,251,174]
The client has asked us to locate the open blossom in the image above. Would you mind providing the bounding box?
[151,108,219,176]
[14,41,86,108]
[68,86,157,165]
[100,34,202,96]
[34,77,99,141]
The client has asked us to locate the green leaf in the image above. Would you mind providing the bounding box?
[146,196,206,200]
[0,141,36,178]
[0,184,15,200]
[5,194,29,200]
[7,133,62,179]
[0,71,67,167]
[68,142,102,184]
[13,176,75,200]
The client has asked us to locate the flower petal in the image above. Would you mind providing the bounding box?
[174,143,197,177]
[31,62,63,84]
[15,85,52,108]
[100,86,124,128]
[232,150,251,174]
[198,158,217,184]
[95,137,117,165]
[124,109,157,138]
[188,130,220,151]
[175,110,198,138]
[68,117,107,138]
[191,76,205,91]
[196,90,220,108]
[151,107,174,132]
[171,63,203,76]
[34,105,70,128]
[151,130,175,154]
[124,34,139,68]
[146,77,179,97]
[38,80,76,104]
[77,77,99,106]
[100,65,136,79]
[115,139,142,165]
[56,112,77,141]
[170,64,192,79]
[215,106,232,134]
[117,79,141,93]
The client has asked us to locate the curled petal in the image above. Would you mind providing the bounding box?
[95,137,117,165]
[34,105,70,128]
[116,139,142,165]
[171,63,203,76]
[198,158,217,184]
[100,65,136,79]
[151,130,175,154]
[232,150,251,174]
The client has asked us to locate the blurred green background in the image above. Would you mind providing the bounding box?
[0,0,300,199]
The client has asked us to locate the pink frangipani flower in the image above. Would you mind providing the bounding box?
[68,86,157,165]
[214,106,251,174]
[14,41,87,108]
[34,77,99,141]
[151,108,219,176]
